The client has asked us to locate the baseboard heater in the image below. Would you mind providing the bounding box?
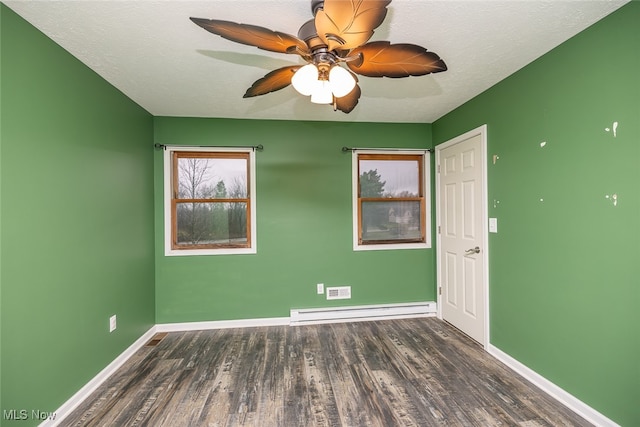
[290,302,436,326]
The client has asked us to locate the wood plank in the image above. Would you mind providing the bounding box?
[62,319,592,427]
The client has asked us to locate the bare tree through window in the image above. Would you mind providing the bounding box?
[177,157,216,245]
[172,152,251,250]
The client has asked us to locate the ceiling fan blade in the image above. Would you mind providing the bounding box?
[334,83,361,113]
[347,41,447,77]
[315,0,391,52]
[243,65,302,98]
[190,18,310,57]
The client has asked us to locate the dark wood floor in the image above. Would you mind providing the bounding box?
[62,318,591,426]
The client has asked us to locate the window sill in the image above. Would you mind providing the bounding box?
[353,242,430,252]
[165,247,257,257]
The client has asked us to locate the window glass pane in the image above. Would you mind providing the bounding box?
[360,160,419,197]
[178,158,247,199]
[361,201,422,241]
[176,202,247,245]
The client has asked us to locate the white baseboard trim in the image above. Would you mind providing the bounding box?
[41,326,158,427]
[156,316,290,332]
[488,344,620,427]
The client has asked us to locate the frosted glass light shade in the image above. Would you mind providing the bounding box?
[329,66,356,97]
[292,63,355,104]
[291,64,319,96]
[310,80,333,104]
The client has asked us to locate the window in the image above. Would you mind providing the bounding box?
[352,150,430,251]
[164,147,256,256]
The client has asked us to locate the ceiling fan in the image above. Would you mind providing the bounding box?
[190,0,447,113]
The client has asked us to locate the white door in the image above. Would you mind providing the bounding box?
[436,125,488,345]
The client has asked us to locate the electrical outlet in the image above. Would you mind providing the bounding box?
[317,283,324,294]
[109,315,117,333]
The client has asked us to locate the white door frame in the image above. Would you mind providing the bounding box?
[435,124,490,349]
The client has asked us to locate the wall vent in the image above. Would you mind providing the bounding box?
[145,332,168,347]
[326,286,351,300]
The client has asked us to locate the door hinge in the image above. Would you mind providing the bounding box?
[437,164,440,173]
[439,287,442,295]
[438,225,441,234]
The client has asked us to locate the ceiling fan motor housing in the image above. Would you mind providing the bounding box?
[299,0,327,50]
[312,48,335,79]
[297,13,337,81]
[298,19,324,49]
[311,0,324,15]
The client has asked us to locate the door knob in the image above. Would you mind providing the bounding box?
[465,246,481,255]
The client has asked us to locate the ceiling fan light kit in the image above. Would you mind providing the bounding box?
[291,63,356,102]
[191,0,447,113]
[291,64,319,97]
[310,80,334,105]
[328,66,357,97]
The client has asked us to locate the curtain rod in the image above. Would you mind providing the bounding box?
[154,143,264,151]
[341,146,432,153]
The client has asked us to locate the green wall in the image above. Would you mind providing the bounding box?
[0,4,4,419]
[0,5,155,425]
[433,3,640,425]
[1,1,637,426]
[154,118,435,323]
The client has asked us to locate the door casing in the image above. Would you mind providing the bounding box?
[435,124,490,349]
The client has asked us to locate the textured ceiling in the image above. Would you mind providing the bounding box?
[4,0,629,123]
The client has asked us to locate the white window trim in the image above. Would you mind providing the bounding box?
[163,146,257,256]
[352,149,431,251]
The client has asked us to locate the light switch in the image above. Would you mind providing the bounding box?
[489,218,498,233]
